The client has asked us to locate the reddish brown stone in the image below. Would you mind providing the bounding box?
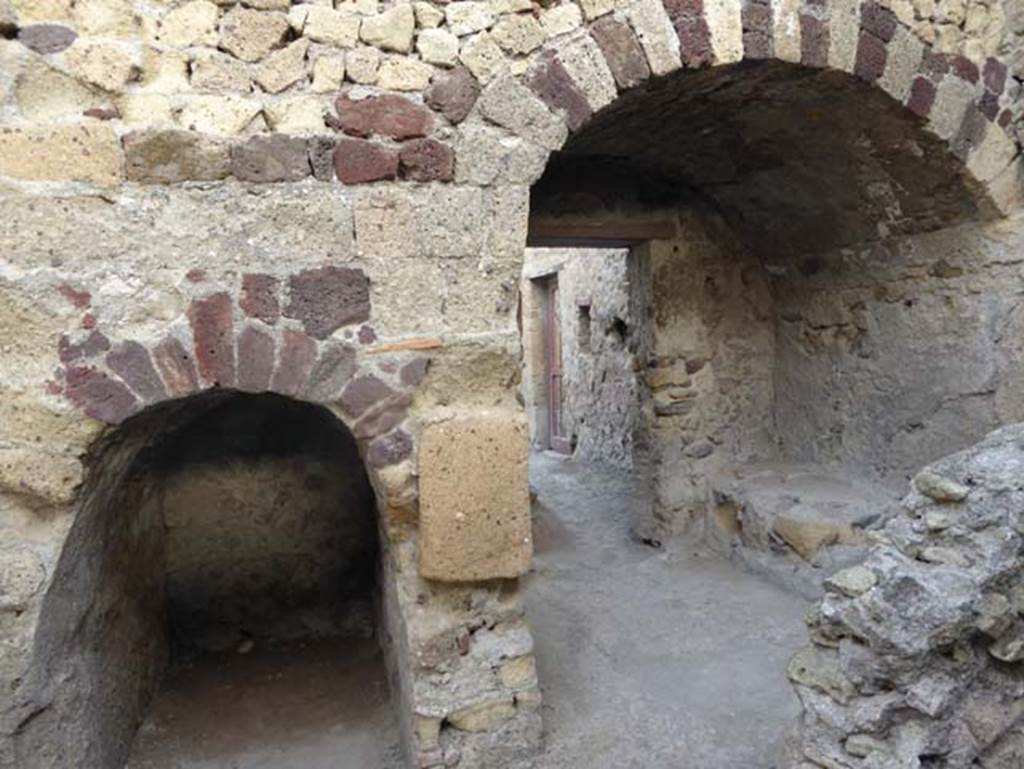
[860,1,897,42]
[854,31,887,82]
[800,12,829,68]
[983,58,1008,95]
[400,358,429,386]
[366,429,413,468]
[83,107,120,121]
[334,138,399,184]
[906,76,937,118]
[949,55,979,84]
[742,0,772,60]
[81,313,97,330]
[664,0,713,68]
[998,109,1012,129]
[58,330,110,364]
[920,50,950,79]
[284,266,371,339]
[18,24,77,54]
[335,92,433,140]
[153,336,199,396]
[240,273,280,325]
[236,325,275,393]
[358,325,377,344]
[527,53,592,132]
[187,292,235,387]
[352,392,412,439]
[399,138,455,182]
[340,374,394,417]
[186,268,206,283]
[64,365,138,424]
[425,66,481,124]
[304,341,357,401]
[590,18,650,90]
[271,328,317,396]
[106,341,167,404]
[231,135,312,183]
[58,284,91,308]
[979,90,1000,121]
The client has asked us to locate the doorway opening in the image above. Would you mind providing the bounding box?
[18,391,402,769]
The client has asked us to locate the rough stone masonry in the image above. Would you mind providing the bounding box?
[0,0,1023,767]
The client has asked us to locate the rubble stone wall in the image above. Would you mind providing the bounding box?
[783,422,1024,768]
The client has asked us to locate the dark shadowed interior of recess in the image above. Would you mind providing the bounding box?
[530,60,983,258]
[18,391,401,769]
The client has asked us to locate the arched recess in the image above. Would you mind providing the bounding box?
[504,0,1023,544]
[9,274,432,768]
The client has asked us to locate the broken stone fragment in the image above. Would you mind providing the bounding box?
[17,23,77,53]
[919,545,970,567]
[989,624,1024,662]
[844,734,888,758]
[786,645,857,704]
[447,697,516,732]
[975,593,1014,637]
[824,565,877,597]
[913,470,969,502]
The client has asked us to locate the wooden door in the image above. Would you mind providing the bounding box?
[545,278,571,454]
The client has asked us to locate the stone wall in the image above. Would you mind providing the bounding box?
[783,422,1024,768]
[521,247,636,469]
[773,213,1024,488]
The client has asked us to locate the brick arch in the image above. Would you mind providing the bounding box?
[473,0,1021,213]
[54,266,432,475]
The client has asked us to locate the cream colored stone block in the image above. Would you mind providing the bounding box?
[878,26,924,102]
[345,46,381,83]
[417,27,459,66]
[459,31,506,83]
[445,1,495,36]
[771,0,802,63]
[418,412,532,581]
[117,92,175,125]
[15,62,107,121]
[11,0,72,24]
[490,13,544,55]
[927,75,976,141]
[0,448,82,508]
[540,4,583,38]
[303,6,362,48]
[141,48,190,93]
[65,41,138,92]
[625,0,681,76]
[377,55,433,89]
[579,0,615,20]
[190,51,252,92]
[159,0,221,47]
[447,698,517,732]
[984,157,1023,215]
[558,32,617,111]
[967,124,1017,184]
[311,53,346,92]
[254,38,309,93]
[74,0,138,36]
[705,0,742,64]
[177,94,262,134]
[0,124,123,185]
[499,655,537,688]
[361,3,415,52]
[219,7,289,62]
[828,0,860,72]
[264,95,326,134]
[414,1,445,28]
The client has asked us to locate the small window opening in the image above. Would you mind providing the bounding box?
[577,301,592,353]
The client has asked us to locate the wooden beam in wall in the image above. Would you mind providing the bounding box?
[526,219,677,248]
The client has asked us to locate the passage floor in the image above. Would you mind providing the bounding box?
[526,453,811,769]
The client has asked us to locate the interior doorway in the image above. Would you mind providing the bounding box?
[543,275,571,455]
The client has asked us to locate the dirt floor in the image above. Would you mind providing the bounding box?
[125,637,403,769]
[526,452,811,769]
